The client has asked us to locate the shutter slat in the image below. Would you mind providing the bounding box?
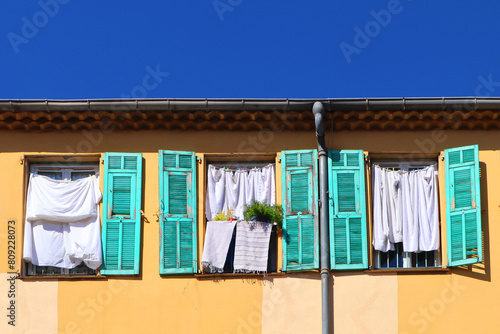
[102,153,142,275]
[337,173,356,212]
[329,150,367,270]
[445,145,482,267]
[159,150,197,274]
[112,176,132,216]
[281,150,318,271]
[290,171,309,213]
[169,174,188,215]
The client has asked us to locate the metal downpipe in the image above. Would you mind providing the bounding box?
[313,101,331,334]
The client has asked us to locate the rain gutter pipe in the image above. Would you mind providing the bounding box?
[312,101,331,334]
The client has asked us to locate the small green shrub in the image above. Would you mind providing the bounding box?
[243,200,283,229]
[212,208,234,221]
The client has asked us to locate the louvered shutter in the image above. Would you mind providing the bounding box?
[101,153,142,275]
[328,150,368,270]
[445,145,482,266]
[281,149,318,271]
[159,150,197,274]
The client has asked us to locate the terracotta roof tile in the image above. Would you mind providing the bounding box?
[1,107,500,131]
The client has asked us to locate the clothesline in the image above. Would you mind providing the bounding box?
[210,164,274,171]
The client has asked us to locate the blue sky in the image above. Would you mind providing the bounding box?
[1,1,499,99]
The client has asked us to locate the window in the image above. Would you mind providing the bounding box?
[24,153,144,277]
[203,159,278,274]
[371,159,441,269]
[30,163,99,181]
[327,145,482,271]
[157,150,319,275]
[25,161,100,276]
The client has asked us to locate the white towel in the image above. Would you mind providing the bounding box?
[201,220,237,273]
[386,170,403,243]
[233,221,272,273]
[205,166,226,221]
[225,170,248,220]
[418,165,440,251]
[372,166,394,252]
[402,171,419,252]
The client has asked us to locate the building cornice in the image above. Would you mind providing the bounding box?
[0,98,499,131]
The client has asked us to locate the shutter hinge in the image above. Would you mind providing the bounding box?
[440,155,445,161]
[365,154,370,165]
[278,157,281,163]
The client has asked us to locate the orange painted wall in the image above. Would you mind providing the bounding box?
[2,128,500,333]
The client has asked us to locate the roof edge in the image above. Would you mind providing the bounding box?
[1,97,500,112]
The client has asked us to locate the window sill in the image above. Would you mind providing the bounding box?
[195,272,286,280]
[365,268,451,274]
[19,274,107,280]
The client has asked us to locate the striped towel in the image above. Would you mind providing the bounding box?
[233,221,272,273]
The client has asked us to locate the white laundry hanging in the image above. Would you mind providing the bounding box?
[205,164,276,220]
[372,165,439,253]
[201,220,237,273]
[233,221,272,273]
[23,174,102,270]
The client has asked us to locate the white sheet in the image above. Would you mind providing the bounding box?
[372,165,439,253]
[26,174,101,223]
[23,174,102,269]
[205,164,276,220]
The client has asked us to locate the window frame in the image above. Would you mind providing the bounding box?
[24,157,101,277]
[200,153,281,275]
[369,156,443,270]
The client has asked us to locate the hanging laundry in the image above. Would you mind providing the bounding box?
[233,221,272,273]
[201,220,237,273]
[205,164,275,220]
[23,174,102,270]
[372,164,439,253]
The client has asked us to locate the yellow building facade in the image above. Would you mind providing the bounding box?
[0,98,499,333]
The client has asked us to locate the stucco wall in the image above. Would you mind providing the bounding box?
[1,129,500,333]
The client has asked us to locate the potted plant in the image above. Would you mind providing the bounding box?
[243,200,283,229]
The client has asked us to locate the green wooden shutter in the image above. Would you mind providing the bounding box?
[328,150,367,270]
[445,145,482,267]
[159,150,197,274]
[281,149,318,271]
[101,153,142,275]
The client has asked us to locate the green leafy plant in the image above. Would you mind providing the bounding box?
[213,208,234,221]
[243,200,283,229]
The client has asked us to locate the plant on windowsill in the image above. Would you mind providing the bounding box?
[212,208,235,221]
[243,200,283,229]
